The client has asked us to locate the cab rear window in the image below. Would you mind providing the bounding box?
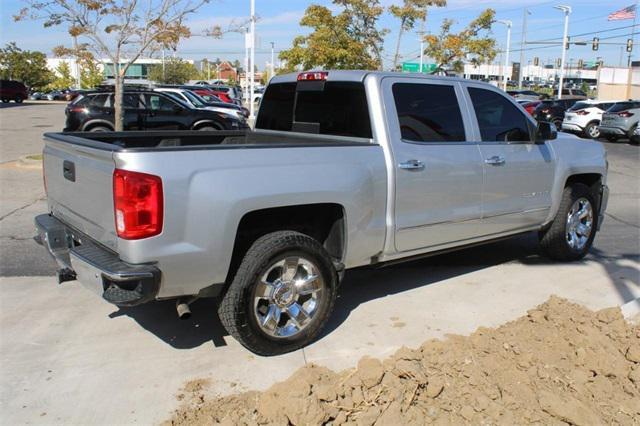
[256,81,372,139]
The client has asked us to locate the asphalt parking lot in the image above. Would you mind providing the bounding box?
[1,101,639,424]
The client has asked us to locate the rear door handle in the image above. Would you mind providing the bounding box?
[485,155,506,166]
[398,160,425,171]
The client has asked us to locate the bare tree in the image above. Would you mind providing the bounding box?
[16,0,210,130]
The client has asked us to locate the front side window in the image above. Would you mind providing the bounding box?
[145,94,180,111]
[392,83,466,142]
[468,87,531,142]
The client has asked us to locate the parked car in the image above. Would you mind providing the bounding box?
[180,85,235,104]
[598,101,640,142]
[63,90,247,132]
[29,92,48,100]
[507,90,541,101]
[0,79,28,103]
[209,84,242,102]
[519,100,541,116]
[154,87,248,121]
[533,98,580,128]
[46,90,67,101]
[35,71,608,355]
[561,100,617,139]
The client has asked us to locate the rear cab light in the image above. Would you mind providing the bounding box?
[113,169,163,240]
[297,71,329,81]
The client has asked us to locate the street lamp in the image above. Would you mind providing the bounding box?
[497,20,512,91]
[554,5,571,99]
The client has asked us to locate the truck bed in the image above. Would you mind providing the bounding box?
[44,129,374,151]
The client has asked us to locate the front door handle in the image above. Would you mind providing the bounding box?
[398,159,425,171]
[485,155,506,166]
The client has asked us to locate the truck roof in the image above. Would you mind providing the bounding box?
[270,70,477,85]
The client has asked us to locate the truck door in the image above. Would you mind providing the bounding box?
[464,84,554,234]
[382,78,485,252]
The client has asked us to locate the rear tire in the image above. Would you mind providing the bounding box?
[218,231,338,356]
[197,125,219,131]
[539,183,598,261]
[14,95,23,104]
[552,118,563,129]
[1,98,9,103]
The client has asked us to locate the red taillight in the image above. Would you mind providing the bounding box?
[576,110,589,116]
[113,169,163,240]
[67,106,87,114]
[618,111,634,118]
[297,71,329,81]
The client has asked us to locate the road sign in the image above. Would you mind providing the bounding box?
[402,62,437,73]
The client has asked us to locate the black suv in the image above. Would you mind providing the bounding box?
[64,90,247,132]
[533,98,580,128]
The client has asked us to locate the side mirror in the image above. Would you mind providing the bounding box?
[536,121,557,143]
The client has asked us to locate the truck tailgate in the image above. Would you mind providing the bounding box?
[43,138,118,251]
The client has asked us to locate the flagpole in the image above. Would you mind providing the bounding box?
[628,1,638,67]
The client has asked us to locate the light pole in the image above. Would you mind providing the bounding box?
[249,0,256,120]
[497,20,512,91]
[270,41,275,79]
[555,5,571,99]
[518,9,531,89]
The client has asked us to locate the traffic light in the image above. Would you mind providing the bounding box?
[578,59,584,69]
[627,39,634,53]
[533,57,539,66]
[556,58,562,68]
[566,36,571,50]
[592,37,599,51]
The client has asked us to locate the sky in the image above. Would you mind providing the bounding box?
[1,0,639,70]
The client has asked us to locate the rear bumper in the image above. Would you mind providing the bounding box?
[598,126,627,136]
[35,214,160,307]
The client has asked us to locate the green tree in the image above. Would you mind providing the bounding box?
[279,1,387,71]
[148,57,199,84]
[81,59,104,88]
[0,42,53,90]
[389,0,446,70]
[50,61,75,89]
[424,9,497,74]
[16,0,210,130]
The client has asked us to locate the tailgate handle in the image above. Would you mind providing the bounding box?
[63,160,75,182]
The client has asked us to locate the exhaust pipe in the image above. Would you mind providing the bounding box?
[176,299,193,320]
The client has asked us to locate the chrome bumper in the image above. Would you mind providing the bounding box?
[34,214,160,307]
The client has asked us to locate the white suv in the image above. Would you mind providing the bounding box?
[562,100,618,139]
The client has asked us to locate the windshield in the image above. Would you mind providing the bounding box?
[183,90,206,107]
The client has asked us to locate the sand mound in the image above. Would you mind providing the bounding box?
[166,296,640,425]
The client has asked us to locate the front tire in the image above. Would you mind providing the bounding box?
[14,95,23,103]
[539,183,598,261]
[218,231,338,356]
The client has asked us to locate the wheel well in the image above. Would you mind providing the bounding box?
[83,121,113,131]
[565,173,602,193]
[225,203,346,283]
[193,121,222,130]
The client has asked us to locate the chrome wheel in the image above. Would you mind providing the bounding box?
[253,256,325,338]
[587,124,600,139]
[566,197,594,251]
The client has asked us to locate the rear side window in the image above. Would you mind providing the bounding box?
[468,87,531,142]
[256,82,372,139]
[392,83,466,142]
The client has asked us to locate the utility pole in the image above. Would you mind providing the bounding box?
[249,0,256,120]
[518,9,530,89]
[555,5,571,99]
[628,1,638,67]
[418,14,426,73]
[162,49,166,81]
[244,28,249,102]
[270,41,275,79]
[497,20,512,91]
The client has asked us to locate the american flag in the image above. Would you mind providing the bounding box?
[608,4,637,21]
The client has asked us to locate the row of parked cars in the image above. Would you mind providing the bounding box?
[63,86,250,132]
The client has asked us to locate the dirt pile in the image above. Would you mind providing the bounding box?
[166,296,640,425]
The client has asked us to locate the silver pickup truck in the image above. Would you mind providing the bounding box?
[35,71,609,355]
